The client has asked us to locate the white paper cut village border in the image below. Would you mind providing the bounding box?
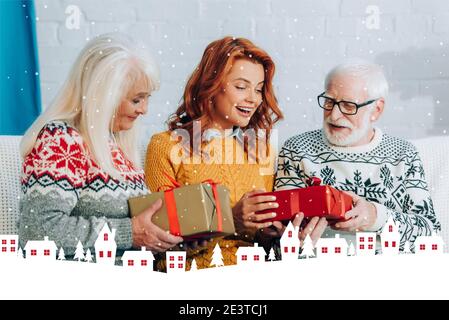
[0,216,445,273]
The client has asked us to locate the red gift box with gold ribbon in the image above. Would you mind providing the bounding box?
[128,174,235,241]
[253,177,353,223]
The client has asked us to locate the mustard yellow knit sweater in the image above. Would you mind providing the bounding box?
[145,131,274,270]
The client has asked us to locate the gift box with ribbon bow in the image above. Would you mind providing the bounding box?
[253,177,353,223]
[128,174,235,241]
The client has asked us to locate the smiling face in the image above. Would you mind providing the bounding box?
[112,79,150,132]
[211,59,264,130]
[323,73,383,147]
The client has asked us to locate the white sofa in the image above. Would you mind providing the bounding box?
[1,135,449,250]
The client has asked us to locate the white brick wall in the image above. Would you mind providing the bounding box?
[35,0,449,145]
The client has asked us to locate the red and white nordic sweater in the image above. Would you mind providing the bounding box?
[19,120,147,256]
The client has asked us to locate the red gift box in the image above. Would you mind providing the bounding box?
[253,178,353,223]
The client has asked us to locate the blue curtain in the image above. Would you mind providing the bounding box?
[0,0,41,135]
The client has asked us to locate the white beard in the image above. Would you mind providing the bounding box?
[324,110,373,147]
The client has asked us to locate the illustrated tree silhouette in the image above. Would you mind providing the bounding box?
[85,249,93,263]
[57,248,66,261]
[300,234,315,258]
[190,258,198,271]
[268,247,276,261]
[74,241,85,262]
[211,243,224,267]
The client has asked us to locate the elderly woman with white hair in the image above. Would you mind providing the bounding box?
[18,33,183,259]
[269,60,441,255]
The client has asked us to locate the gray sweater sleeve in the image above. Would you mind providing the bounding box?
[19,189,133,256]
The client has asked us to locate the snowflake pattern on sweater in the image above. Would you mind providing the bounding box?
[19,121,147,256]
[274,129,441,251]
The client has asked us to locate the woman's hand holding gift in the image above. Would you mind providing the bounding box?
[232,189,279,233]
[132,198,184,252]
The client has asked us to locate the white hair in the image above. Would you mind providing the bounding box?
[20,33,160,179]
[324,60,389,100]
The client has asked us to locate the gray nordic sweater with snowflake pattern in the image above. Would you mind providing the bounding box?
[274,128,441,250]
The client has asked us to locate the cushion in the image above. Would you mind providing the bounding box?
[0,136,22,234]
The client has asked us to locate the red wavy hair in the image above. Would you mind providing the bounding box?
[167,36,283,160]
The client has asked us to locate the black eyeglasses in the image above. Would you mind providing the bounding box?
[317,92,378,115]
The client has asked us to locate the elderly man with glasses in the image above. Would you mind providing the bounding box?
[265,61,440,255]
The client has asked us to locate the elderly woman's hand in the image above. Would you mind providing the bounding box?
[232,189,278,233]
[131,198,183,252]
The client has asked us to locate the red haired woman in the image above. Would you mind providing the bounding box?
[145,37,283,269]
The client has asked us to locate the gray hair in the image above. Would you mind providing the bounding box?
[324,60,389,100]
[21,33,160,179]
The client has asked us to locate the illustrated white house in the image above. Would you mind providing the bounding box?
[381,217,400,255]
[414,234,445,255]
[280,221,300,261]
[236,243,266,265]
[315,234,348,258]
[0,234,18,258]
[356,232,376,256]
[94,223,117,265]
[166,251,186,273]
[122,247,155,269]
[24,236,57,262]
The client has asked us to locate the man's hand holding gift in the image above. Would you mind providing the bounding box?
[331,191,377,232]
